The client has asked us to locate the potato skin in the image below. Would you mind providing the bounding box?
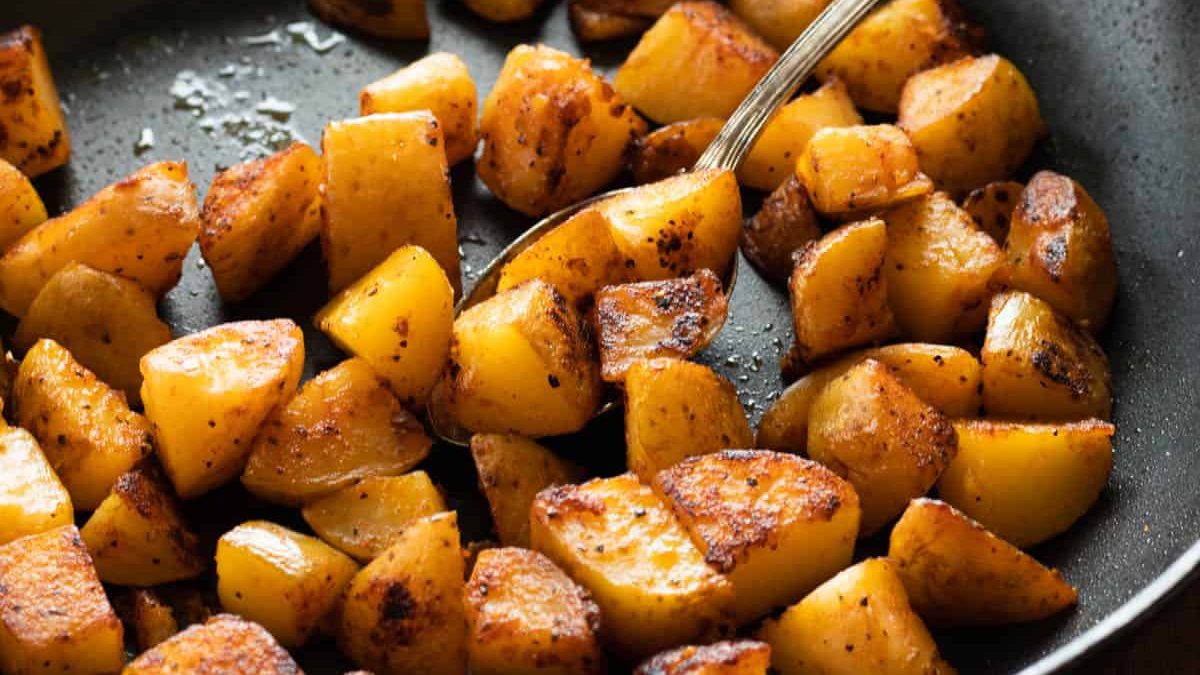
[962,179,1023,243]
[124,613,301,675]
[569,2,653,42]
[0,157,46,249]
[0,26,70,177]
[301,472,447,561]
[635,639,771,675]
[630,118,723,185]
[308,0,429,38]
[470,433,583,548]
[797,125,932,217]
[741,176,822,283]
[0,426,72,546]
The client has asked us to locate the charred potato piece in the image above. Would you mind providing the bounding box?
[729,0,831,50]
[797,125,933,217]
[301,472,447,561]
[0,26,70,177]
[630,117,723,185]
[0,425,72,545]
[470,433,584,548]
[124,613,300,674]
[962,179,1023,243]
[465,0,545,22]
[497,209,630,308]
[741,175,822,284]
[127,589,179,651]
[0,157,47,249]
[569,2,653,42]
[308,0,429,38]
[636,640,771,675]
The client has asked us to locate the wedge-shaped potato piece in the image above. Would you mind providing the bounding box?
[360,53,478,165]
[741,175,822,284]
[14,262,171,403]
[302,472,447,561]
[0,425,72,545]
[615,2,778,123]
[730,0,831,49]
[339,512,467,675]
[471,433,583,548]
[322,112,459,293]
[599,168,741,281]
[797,125,932,217]
[899,54,1043,195]
[497,209,630,308]
[654,450,860,622]
[890,499,1078,625]
[308,0,429,38]
[596,270,728,382]
[80,467,205,586]
[0,157,47,249]
[443,280,602,437]
[631,117,723,184]
[569,1,653,42]
[625,358,752,482]
[939,419,1114,547]
[962,179,1023,244]
[758,558,955,675]
[0,526,125,675]
[14,339,152,510]
[981,291,1111,420]
[126,589,178,651]
[124,613,300,675]
[0,27,70,177]
[636,640,771,675]
[242,358,432,505]
[464,0,544,22]
[808,359,956,535]
[466,547,604,675]
[0,161,199,317]
[531,474,734,658]
[141,320,304,499]
[479,45,645,217]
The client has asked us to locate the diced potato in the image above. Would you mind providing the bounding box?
[338,512,467,675]
[654,450,860,622]
[796,125,933,217]
[465,547,604,675]
[124,613,301,674]
[140,320,304,499]
[630,117,723,185]
[890,499,1078,625]
[625,358,753,482]
[470,434,583,548]
[898,54,1044,195]
[322,112,459,293]
[14,339,152,510]
[595,270,728,382]
[758,558,955,675]
[308,0,429,38]
[14,262,172,403]
[0,26,70,177]
[530,474,734,658]
[569,2,653,42]
[80,467,205,586]
[0,425,72,545]
[497,209,630,308]
[464,0,544,22]
[1004,171,1117,331]
[636,640,771,675]
[938,419,1114,547]
[443,280,602,437]
[127,589,179,651]
[807,359,957,535]
[479,45,645,217]
[0,526,125,675]
[599,168,741,281]
[0,157,47,249]
[242,358,432,505]
[962,179,1023,243]
[883,191,1004,341]
[199,142,321,302]
[302,472,447,561]
[741,175,822,283]
[0,161,199,317]
[980,291,1112,420]
[360,53,479,165]
[615,1,778,124]
[730,0,830,49]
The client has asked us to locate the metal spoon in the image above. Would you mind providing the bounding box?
[429,0,882,445]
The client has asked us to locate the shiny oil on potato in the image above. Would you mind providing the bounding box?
[0,26,70,177]
[569,1,654,42]
[301,472,447,561]
[0,157,47,249]
[741,175,822,284]
[470,433,583,548]
[630,117,723,185]
[730,0,833,49]
[796,124,933,217]
[962,179,1024,243]
[124,614,301,675]
[0,425,73,546]
[635,640,771,675]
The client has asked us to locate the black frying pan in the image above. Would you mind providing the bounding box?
[3,0,1198,672]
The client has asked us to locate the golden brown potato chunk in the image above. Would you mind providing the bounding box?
[0,425,72,545]
[124,613,300,675]
[741,175,821,284]
[730,0,832,49]
[464,0,545,22]
[470,433,583,548]
[0,26,70,177]
[636,640,771,675]
[614,1,778,123]
[466,547,604,675]
[126,589,178,651]
[630,117,723,185]
[308,0,429,38]
[962,179,1023,243]
[569,2,654,42]
[301,472,447,561]
[0,157,47,249]
[796,124,933,217]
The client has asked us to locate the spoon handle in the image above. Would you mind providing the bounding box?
[694,0,881,172]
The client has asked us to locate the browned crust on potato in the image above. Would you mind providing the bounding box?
[742,175,822,283]
[126,613,301,674]
[635,639,770,675]
[675,2,778,68]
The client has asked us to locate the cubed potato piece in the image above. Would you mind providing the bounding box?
[80,467,205,586]
[242,358,432,505]
[464,0,544,22]
[140,320,304,499]
[890,499,1078,626]
[127,589,178,651]
[883,191,1004,341]
[614,2,778,124]
[471,434,583,548]
[1004,171,1117,331]
[14,339,152,510]
[338,512,467,675]
[730,0,831,49]
[0,161,199,317]
[596,270,728,382]
[654,450,860,622]
[0,157,47,249]
[0,27,70,177]
[302,472,447,561]
[0,526,125,675]
[938,419,1114,548]
[443,280,602,437]
[898,54,1043,195]
[360,53,479,165]
[599,168,741,281]
[216,520,359,648]
[199,142,321,302]
[788,218,897,364]
[807,359,957,535]
[479,45,645,217]
[636,640,771,675]
[322,112,459,293]
[962,179,1023,244]
[0,425,72,545]
[497,209,630,308]
[981,291,1112,420]
[630,118,722,185]
[14,262,172,404]
[796,125,933,217]
[741,175,822,284]
[124,613,300,674]
[758,558,955,675]
[625,358,753,482]
[569,2,653,42]
[308,0,429,38]
[466,547,604,675]
[530,474,734,658]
